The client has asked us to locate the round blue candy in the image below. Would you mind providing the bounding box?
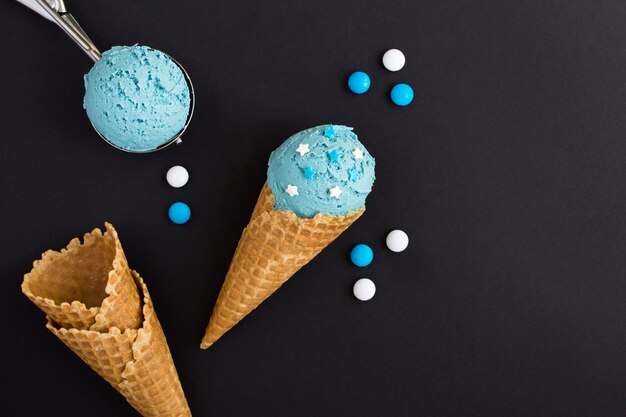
[350,244,374,267]
[348,71,371,94]
[390,83,414,106]
[168,202,191,224]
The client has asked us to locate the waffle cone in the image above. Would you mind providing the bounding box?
[201,182,364,349]
[22,223,191,417]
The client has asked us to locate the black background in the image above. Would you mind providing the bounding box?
[2,1,626,416]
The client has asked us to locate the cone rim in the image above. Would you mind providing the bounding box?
[21,222,129,319]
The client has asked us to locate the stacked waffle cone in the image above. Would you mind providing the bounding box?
[22,223,191,417]
[201,182,364,348]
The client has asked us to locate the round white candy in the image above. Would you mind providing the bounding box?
[166,165,189,188]
[386,229,409,252]
[382,49,406,72]
[353,278,376,301]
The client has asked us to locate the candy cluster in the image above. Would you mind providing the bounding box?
[347,48,414,106]
[166,165,191,224]
[350,229,410,301]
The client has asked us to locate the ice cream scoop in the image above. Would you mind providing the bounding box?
[267,124,376,218]
[16,0,195,153]
[83,46,192,152]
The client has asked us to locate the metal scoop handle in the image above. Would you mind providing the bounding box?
[18,0,101,62]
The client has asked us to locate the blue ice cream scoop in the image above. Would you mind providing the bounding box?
[17,1,194,153]
[83,45,192,152]
[267,125,376,218]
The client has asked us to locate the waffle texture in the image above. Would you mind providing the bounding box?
[22,223,191,417]
[201,182,364,349]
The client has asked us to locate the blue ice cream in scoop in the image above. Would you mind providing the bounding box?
[267,125,375,218]
[83,45,191,152]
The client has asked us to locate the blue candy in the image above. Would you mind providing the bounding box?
[390,83,414,106]
[350,244,374,267]
[348,71,371,94]
[168,202,191,224]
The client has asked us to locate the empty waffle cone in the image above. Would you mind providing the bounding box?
[22,224,141,331]
[201,182,364,349]
[22,223,191,417]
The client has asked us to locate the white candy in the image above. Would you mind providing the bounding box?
[382,49,405,72]
[166,165,189,188]
[386,230,409,252]
[353,278,376,301]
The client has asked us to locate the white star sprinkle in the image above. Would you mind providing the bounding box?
[352,148,364,160]
[285,184,299,197]
[329,186,343,198]
[295,143,310,156]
